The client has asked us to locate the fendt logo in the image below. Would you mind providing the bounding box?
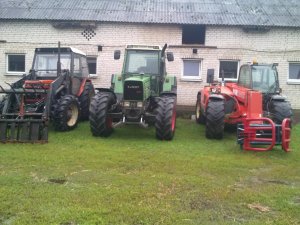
[127,85,140,89]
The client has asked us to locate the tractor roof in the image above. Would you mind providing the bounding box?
[126,45,161,51]
[251,63,278,67]
[35,47,86,56]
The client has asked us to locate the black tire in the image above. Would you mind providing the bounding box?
[155,96,176,140]
[0,97,5,113]
[205,100,225,139]
[89,92,115,137]
[53,95,80,131]
[195,95,206,124]
[79,82,95,121]
[269,100,293,124]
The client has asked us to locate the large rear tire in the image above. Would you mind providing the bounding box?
[195,94,206,124]
[53,95,80,131]
[0,97,5,113]
[269,100,293,124]
[155,97,176,140]
[79,82,95,121]
[89,92,115,137]
[205,100,225,139]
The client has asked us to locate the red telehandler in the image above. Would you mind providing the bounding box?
[195,63,292,152]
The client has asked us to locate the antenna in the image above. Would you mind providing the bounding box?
[57,41,61,76]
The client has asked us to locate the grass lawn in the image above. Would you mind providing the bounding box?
[0,118,299,225]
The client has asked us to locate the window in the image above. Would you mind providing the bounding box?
[182,25,205,44]
[288,63,300,82]
[73,55,81,76]
[6,54,25,73]
[81,56,89,77]
[33,53,71,77]
[125,50,159,75]
[182,59,201,79]
[87,57,97,76]
[238,65,251,88]
[219,61,239,80]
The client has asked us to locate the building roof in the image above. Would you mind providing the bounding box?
[0,0,300,27]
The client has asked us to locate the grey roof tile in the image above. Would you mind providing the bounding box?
[0,0,300,27]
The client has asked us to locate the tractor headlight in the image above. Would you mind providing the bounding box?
[137,102,143,108]
[124,101,130,107]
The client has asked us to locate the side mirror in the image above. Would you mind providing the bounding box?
[166,52,174,62]
[207,69,214,84]
[114,50,121,60]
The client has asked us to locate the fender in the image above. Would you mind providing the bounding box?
[160,91,177,97]
[95,87,118,102]
[270,94,287,101]
[209,94,224,101]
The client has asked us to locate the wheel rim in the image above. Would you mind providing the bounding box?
[67,103,79,127]
[171,108,176,131]
[196,101,201,119]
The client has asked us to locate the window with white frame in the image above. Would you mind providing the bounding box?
[182,59,201,79]
[87,57,97,76]
[219,60,239,80]
[6,54,25,73]
[288,62,300,82]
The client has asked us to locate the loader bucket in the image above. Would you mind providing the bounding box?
[0,81,51,143]
[0,119,48,143]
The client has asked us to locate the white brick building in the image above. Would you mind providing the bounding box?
[1,0,300,108]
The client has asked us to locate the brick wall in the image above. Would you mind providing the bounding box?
[0,21,300,108]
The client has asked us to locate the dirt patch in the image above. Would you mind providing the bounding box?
[248,203,271,212]
[232,176,292,190]
[48,178,67,184]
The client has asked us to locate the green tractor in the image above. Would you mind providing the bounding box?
[89,44,177,140]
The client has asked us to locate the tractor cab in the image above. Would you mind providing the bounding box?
[114,45,174,99]
[238,63,279,94]
[32,47,89,79]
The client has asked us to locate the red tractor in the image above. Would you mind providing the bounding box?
[0,43,94,142]
[195,63,293,152]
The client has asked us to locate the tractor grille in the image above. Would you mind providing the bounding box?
[124,81,143,100]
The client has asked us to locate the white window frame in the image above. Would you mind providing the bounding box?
[218,60,239,81]
[87,56,97,78]
[6,53,26,75]
[287,62,300,84]
[182,59,202,81]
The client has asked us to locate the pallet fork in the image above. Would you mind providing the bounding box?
[237,118,291,152]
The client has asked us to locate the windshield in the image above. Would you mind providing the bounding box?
[251,66,277,93]
[124,50,159,75]
[33,53,71,77]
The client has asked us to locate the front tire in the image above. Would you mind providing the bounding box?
[269,100,293,124]
[89,92,115,137]
[79,82,95,121]
[205,100,225,139]
[155,96,177,140]
[53,95,80,131]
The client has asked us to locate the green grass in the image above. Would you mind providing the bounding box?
[0,119,300,225]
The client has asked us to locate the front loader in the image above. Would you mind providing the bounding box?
[0,43,94,143]
[89,44,177,140]
[195,63,293,152]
